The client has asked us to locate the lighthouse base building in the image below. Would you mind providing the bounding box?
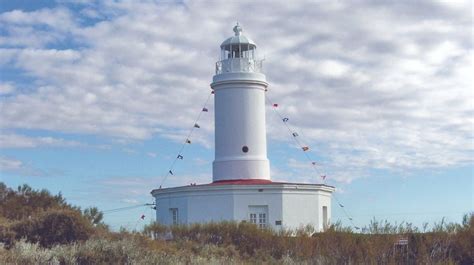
[151,24,335,231]
[151,181,334,231]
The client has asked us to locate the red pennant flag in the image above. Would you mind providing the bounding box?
[272,103,278,107]
[302,146,309,151]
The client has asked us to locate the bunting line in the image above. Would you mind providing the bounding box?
[265,93,327,183]
[265,92,359,230]
[159,91,213,188]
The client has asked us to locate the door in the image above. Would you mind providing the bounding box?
[249,205,268,228]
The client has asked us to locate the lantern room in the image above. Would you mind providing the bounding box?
[220,23,257,60]
[216,23,262,74]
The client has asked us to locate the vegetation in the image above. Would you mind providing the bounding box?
[0,182,472,264]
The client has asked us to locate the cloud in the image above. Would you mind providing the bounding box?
[0,7,76,48]
[0,133,82,148]
[0,156,49,176]
[0,156,23,171]
[0,83,15,94]
[0,0,472,182]
[146,152,157,158]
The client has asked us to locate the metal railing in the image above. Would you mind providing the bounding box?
[215,58,263,74]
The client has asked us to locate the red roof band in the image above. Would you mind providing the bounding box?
[210,179,273,185]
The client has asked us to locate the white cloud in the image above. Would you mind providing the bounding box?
[0,156,22,171]
[0,83,15,94]
[0,8,76,47]
[146,152,157,158]
[0,156,48,177]
[0,0,472,182]
[0,134,82,148]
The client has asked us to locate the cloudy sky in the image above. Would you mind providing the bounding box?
[0,0,472,230]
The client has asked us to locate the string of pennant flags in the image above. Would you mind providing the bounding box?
[266,92,358,229]
[158,92,213,188]
[266,94,327,183]
[157,88,359,230]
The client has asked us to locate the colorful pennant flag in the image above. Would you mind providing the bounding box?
[282,118,289,122]
[194,123,200,128]
[186,139,191,144]
[202,107,208,112]
[302,146,309,151]
[177,155,183,159]
[169,170,173,175]
[292,132,299,137]
[272,103,278,107]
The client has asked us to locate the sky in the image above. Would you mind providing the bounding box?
[0,0,472,231]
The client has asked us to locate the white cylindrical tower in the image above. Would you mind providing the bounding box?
[211,24,270,182]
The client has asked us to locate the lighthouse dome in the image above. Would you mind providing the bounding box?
[220,23,256,50]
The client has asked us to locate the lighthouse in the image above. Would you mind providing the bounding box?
[151,24,335,231]
[212,23,270,182]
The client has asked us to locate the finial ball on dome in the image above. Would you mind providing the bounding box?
[233,23,242,36]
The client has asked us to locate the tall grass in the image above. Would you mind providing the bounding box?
[142,213,473,265]
[1,182,471,264]
[1,214,471,264]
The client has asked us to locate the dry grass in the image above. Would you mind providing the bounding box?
[1,182,472,264]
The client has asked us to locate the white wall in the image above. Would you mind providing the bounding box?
[152,184,334,231]
[282,190,319,230]
[231,189,283,227]
[212,72,270,182]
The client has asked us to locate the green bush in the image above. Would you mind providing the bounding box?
[12,209,93,248]
[0,183,70,221]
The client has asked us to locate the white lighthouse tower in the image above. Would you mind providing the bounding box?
[151,24,335,231]
[213,23,270,182]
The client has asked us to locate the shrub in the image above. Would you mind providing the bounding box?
[0,183,69,221]
[12,209,93,248]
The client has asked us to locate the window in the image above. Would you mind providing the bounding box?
[250,213,257,224]
[242,146,249,153]
[170,208,179,225]
[322,206,328,230]
[258,213,267,228]
[249,205,268,229]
